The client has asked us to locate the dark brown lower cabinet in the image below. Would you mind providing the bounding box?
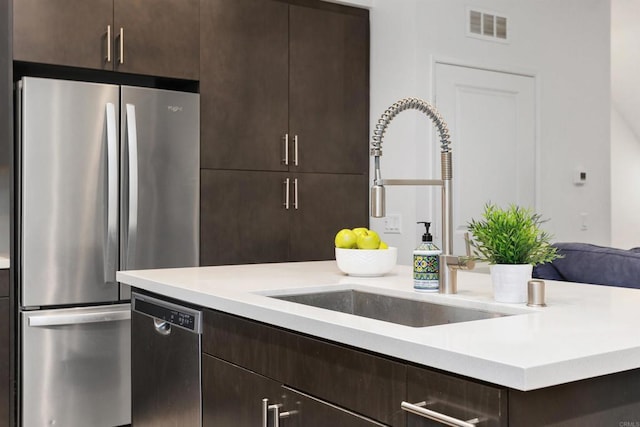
[203,355,282,426]
[0,297,8,425]
[202,355,384,427]
[200,307,640,426]
[0,269,9,425]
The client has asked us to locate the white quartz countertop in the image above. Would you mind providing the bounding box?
[117,261,640,391]
[0,255,9,269]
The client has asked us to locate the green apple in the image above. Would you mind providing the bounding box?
[352,227,369,238]
[356,230,381,249]
[379,241,389,249]
[334,229,358,249]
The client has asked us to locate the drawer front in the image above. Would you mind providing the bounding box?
[293,333,406,426]
[406,365,507,427]
[203,309,406,426]
[283,387,388,427]
[202,309,298,383]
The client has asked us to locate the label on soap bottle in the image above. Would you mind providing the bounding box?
[413,252,440,292]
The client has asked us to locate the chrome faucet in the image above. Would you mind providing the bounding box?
[370,98,474,294]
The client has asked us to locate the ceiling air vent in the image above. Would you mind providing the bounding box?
[467,8,509,43]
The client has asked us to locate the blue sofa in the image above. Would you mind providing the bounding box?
[533,242,640,289]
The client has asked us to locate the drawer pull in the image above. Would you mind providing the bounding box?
[401,401,479,427]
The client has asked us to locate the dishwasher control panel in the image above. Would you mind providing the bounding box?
[132,293,202,334]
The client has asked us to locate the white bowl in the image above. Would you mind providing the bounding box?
[335,247,398,277]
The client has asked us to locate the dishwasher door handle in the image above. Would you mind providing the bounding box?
[153,319,172,336]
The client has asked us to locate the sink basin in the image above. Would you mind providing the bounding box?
[270,290,508,327]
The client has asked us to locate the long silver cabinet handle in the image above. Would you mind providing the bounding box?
[283,178,290,210]
[118,27,124,64]
[401,401,479,427]
[293,178,299,210]
[125,104,139,269]
[282,134,289,165]
[293,134,299,166]
[105,103,118,284]
[106,25,112,63]
[262,399,281,427]
[28,307,131,327]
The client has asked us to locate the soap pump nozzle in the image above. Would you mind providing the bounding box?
[417,221,433,243]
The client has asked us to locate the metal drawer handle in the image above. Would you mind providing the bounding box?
[293,134,299,166]
[293,178,298,210]
[401,401,479,427]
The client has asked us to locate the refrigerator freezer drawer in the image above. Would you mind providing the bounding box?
[21,304,131,427]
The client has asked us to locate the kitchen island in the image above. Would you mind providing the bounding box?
[118,261,640,425]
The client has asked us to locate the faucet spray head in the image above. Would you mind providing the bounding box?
[371,154,385,217]
[371,184,385,218]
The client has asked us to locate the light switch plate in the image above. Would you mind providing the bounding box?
[384,214,402,234]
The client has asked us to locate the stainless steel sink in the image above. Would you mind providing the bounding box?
[270,290,508,327]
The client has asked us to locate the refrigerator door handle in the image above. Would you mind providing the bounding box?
[105,103,119,284]
[27,307,131,327]
[125,103,139,269]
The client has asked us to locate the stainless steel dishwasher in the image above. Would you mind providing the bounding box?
[132,292,203,427]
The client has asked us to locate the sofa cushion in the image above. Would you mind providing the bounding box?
[532,243,640,289]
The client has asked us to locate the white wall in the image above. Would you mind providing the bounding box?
[368,0,612,264]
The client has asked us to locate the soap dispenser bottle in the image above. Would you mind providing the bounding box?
[413,221,441,292]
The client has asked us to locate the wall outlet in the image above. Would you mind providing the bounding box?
[384,214,402,234]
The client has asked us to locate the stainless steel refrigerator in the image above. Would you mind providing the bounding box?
[16,77,199,427]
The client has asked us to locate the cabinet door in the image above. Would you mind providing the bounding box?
[289,173,369,262]
[200,170,290,265]
[114,0,199,79]
[0,298,8,425]
[13,0,113,70]
[203,355,288,427]
[406,365,507,427]
[200,0,289,171]
[289,5,369,175]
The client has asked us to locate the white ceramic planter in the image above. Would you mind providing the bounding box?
[489,264,533,303]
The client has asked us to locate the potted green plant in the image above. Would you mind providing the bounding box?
[467,203,560,303]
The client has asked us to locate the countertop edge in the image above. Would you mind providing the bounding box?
[118,266,640,391]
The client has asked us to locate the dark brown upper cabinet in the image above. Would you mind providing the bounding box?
[200,0,289,172]
[200,0,369,175]
[288,5,369,175]
[13,0,199,80]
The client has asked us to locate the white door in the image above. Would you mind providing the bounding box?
[434,63,537,254]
